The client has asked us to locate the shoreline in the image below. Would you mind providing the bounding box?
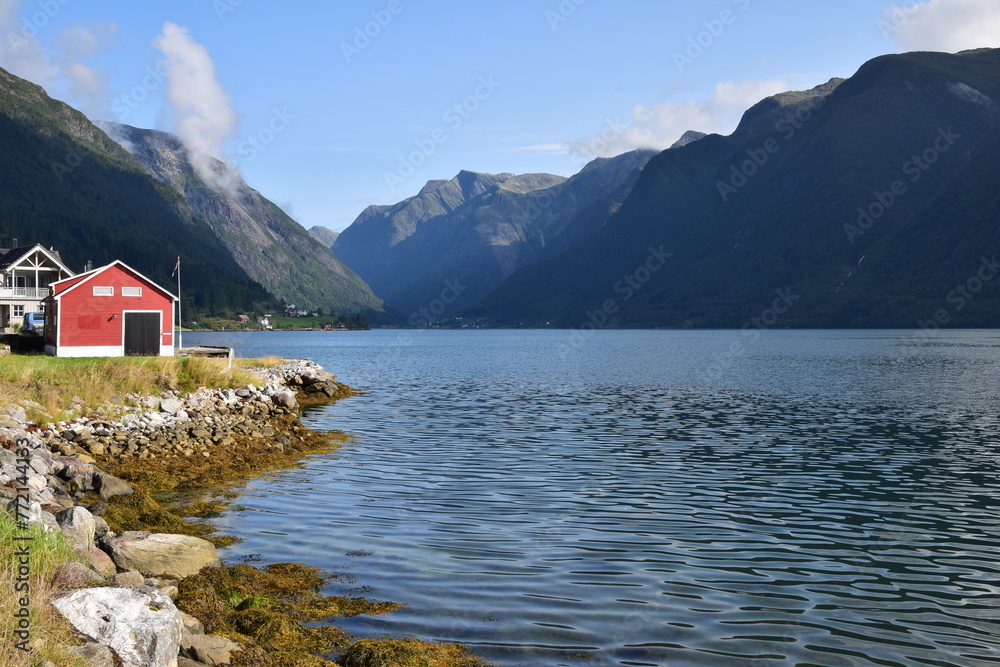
[1,357,492,667]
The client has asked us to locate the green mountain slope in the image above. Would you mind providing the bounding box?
[0,66,270,316]
[106,123,383,315]
[472,49,1000,328]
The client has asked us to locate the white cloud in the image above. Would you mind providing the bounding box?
[883,0,1000,52]
[54,23,118,115]
[0,0,56,85]
[566,79,789,160]
[0,0,18,25]
[153,22,240,189]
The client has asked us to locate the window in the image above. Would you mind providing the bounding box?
[121,286,142,297]
[13,305,24,318]
[93,286,114,296]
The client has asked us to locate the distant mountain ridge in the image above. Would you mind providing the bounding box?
[309,225,340,248]
[105,123,383,315]
[334,150,655,317]
[471,49,1000,328]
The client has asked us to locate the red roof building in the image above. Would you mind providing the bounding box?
[43,261,177,357]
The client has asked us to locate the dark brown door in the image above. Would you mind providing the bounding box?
[123,312,159,356]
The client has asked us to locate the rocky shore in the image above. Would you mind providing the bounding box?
[0,359,355,667]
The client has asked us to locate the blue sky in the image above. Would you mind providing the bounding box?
[1,0,999,232]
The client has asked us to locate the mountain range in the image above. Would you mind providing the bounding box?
[0,65,383,319]
[3,48,999,329]
[331,150,655,317]
[465,49,1000,328]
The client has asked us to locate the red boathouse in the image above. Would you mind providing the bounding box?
[43,261,177,357]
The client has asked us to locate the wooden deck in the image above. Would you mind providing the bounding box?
[178,345,234,359]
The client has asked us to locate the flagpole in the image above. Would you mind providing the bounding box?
[175,257,182,350]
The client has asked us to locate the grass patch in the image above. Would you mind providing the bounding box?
[0,355,260,423]
[0,512,89,667]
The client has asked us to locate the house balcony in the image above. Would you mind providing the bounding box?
[0,287,50,300]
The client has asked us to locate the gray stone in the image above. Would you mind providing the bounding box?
[177,658,203,667]
[180,634,241,665]
[146,577,180,601]
[160,398,184,414]
[94,472,134,499]
[101,532,221,579]
[53,586,182,667]
[52,561,105,588]
[56,506,97,551]
[93,514,111,539]
[179,611,205,636]
[272,390,297,409]
[88,546,117,578]
[113,570,146,585]
[140,396,162,411]
[54,456,95,490]
[65,643,116,667]
[28,457,52,475]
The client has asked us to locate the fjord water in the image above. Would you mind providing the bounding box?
[187,329,1000,666]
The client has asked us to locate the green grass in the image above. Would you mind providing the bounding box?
[0,512,88,667]
[0,355,262,423]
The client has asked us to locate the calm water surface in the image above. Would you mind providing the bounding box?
[184,329,1000,666]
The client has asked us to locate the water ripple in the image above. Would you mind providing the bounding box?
[194,329,1000,666]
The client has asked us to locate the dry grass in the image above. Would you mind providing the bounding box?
[0,513,89,667]
[0,355,262,423]
[237,355,285,369]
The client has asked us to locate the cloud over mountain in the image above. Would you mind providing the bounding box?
[884,0,1000,52]
[567,79,788,160]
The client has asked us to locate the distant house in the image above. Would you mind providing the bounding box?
[0,241,75,329]
[43,260,177,357]
[236,314,250,323]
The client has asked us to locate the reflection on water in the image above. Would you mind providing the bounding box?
[188,329,1000,666]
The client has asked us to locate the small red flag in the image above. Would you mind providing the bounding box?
[171,257,180,278]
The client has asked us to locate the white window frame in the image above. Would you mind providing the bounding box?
[13,305,24,318]
[121,286,142,297]
[92,286,114,296]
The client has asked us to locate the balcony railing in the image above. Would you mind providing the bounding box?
[0,287,49,300]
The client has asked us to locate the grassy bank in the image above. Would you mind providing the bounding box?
[0,355,279,424]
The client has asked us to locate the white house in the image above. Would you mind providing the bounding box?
[0,241,76,330]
